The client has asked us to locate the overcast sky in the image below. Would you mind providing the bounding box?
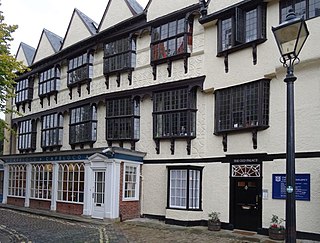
[0,0,149,120]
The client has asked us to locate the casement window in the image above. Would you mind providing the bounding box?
[104,37,136,74]
[215,79,270,134]
[280,0,320,22]
[151,18,192,62]
[150,17,193,79]
[41,113,63,150]
[8,165,26,197]
[123,164,140,200]
[67,52,93,86]
[217,3,266,54]
[38,66,60,97]
[167,166,203,210]
[15,78,33,105]
[57,163,84,203]
[18,119,36,152]
[153,87,196,139]
[106,97,140,141]
[69,105,97,146]
[31,164,53,200]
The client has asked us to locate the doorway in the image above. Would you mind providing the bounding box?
[91,171,106,219]
[230,164,262,231]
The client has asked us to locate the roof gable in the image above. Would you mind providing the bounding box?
[98,0,143,31]
[146,0,198,21]
[61,8,98,49]
[33,29,62,63]
[15,42,35,66]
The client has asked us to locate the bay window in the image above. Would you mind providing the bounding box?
[41,113,63,151]
[280,0,320,22]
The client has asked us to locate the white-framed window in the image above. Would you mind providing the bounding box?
[8,165,27,197]
[57,163,85,203]
[123,163,140,200]
[168,166,202,210]
[31,164,53,200]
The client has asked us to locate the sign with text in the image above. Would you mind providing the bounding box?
[272,174,310,201]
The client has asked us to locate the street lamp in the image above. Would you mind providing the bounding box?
[272,9,309,243]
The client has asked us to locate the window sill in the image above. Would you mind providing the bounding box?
[151,53,190,65]
[103,67,134,76]
[217,38,266,57]
[154,135,195,140]
[39,90,58,98]
[67,78,92,87]
[215,125,269,135]
[166,207,203,211]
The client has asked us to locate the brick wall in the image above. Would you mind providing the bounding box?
[56,202,83,215]
[7,197,25,207]
[29,199,51,210]
[119,162,141,221]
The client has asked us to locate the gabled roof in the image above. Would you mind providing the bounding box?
[32,29,63,64]
[98,0,143,31]
[61,8,98,49]
[75,8,98,35]
[16,42,36,66]
[126,0,144,14]
[44,29,63,52]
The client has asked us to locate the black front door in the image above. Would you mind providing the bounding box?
[232,178,262,231]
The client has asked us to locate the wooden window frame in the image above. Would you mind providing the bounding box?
[69,104,97,148]
[31,164,53,200]
[18,119,36,153]
[8,165,27,197]
[214,79,270,134]
[106,97,140,142]
[167,165,203,211]
[280,0,320,22]
[217,3,267,56]
[41,113,63,151]
[153,87,197,139]
[57,163,85,203]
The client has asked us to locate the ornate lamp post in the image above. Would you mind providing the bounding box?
[272,9,309,243]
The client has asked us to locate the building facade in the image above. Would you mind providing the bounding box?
[1,0,320,239]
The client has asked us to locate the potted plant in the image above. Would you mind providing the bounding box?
[208,212,221,231]
[269,214,285,240]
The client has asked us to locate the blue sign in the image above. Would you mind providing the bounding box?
[272,174,310,201]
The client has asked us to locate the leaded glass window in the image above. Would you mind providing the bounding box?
[153,88,196,139]
[280,0,320,22]
[69,105,97,145]
[41,113,63,150]
[18,119,36,152]
[67,52,93,85]
[218,4,266,53]
[106,97,140,141]
[38,67,60,96]
[151,18,193,62]
[123,164,140,200]
[215,79,270,133]
[104,37,136,74]
[15,78,33,104]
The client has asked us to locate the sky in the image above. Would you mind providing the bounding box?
[0,0,149,120]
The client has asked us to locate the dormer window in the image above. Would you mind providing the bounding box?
[38,66,60,106]
[151,17,193,79]
[15,77,33,112]
[67,52,94,98]
[104,37,136,88]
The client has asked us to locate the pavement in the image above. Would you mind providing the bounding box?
[0,203,319,243]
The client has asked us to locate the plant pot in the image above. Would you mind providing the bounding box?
[269,227,285,240]
[208,221,221,231]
